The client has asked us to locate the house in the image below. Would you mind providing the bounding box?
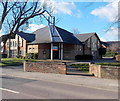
[106,41,120,53]
[99,41,119,57]
[4,32,35,58]
[27,25,83,60]
[74,32,101,59]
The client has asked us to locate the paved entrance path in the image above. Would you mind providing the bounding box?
[1,65,118,92]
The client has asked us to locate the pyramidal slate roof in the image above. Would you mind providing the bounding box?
[29,25,82,45]
[74,32,100,42]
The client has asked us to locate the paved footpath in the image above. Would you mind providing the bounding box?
[1,65,118,92]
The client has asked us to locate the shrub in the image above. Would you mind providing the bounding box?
[98,47,106,58]
[26,53,32,59]
[16,55,22,58]
[33,53,38,59]
[104,51,117,57]
[1,58,23,66]
[75,55,93,60]
[26,53,38,59]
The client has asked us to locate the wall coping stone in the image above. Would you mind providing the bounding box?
[100,65,120,69]
[89,63,120,68]
[25,61,65,65]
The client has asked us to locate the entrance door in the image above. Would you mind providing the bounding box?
[53,50,59,59]
[52,44,59,59]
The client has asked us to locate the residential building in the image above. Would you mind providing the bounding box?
[5,32,35,58]
[106,41,120,53]
[74,33,101,59]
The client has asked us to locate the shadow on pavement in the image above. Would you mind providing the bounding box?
[66,73,94,77]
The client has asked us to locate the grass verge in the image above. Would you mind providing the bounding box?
[96,62,120,66]
[70,64,89,72]
[69,62,120,72]
[0,58,36,67]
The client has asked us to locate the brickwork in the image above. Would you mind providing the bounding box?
[89,63,120,79]
[24,61,66,74]
[63,44,83,60]
[31,43,83,60]
[38,43,51,59]
[27,41,100,60]
[100,66,120,79]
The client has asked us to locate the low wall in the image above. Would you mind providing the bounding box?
[89,63,120,79]
[24,61,66,74]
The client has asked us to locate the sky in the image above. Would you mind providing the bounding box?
[0,0,119,41]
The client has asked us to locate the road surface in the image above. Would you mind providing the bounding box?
[1,75,118,99]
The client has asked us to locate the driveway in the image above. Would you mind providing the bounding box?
[68,58,116,64]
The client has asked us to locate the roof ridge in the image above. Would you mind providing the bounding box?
[33,26,49,33]
[76,32,96,35]
[54,26,63,42]
[48,25,53,42]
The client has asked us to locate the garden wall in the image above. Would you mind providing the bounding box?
[89,63,120,79]
[24,61,66,74]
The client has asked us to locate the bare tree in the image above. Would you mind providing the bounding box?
[0,0,16,30]
[72,28,80,34]
[0,0,54,55]
[6,1,45,34]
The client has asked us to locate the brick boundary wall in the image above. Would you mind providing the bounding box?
[89,63,120,79]
[23,61,66,74]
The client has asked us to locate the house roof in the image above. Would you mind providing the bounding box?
[101,41,110,47]
[106,41,120,45]
[55,26,81,44]
[29,25,82,45]
[0,32,35,43]
[29,26,52,44]
[16,32,35,42]
[74,32,100,42]
[0,32,16,42]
